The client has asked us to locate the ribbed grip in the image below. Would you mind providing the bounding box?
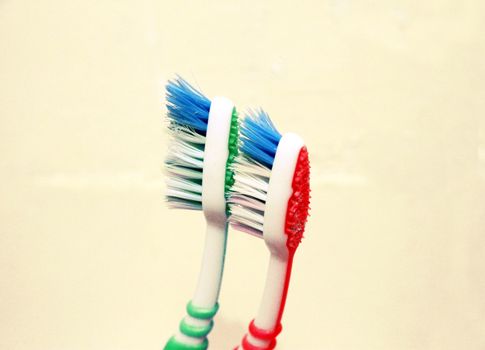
[164,336,208,350]
[239,319,282,350]
[163,301,219,350]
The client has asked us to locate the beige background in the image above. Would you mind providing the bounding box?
[1,1,484,349]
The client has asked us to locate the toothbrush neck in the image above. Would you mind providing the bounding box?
[275,248,296,326]
[203,210,227,226]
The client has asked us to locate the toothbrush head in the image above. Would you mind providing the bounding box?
[164,77,238,214]
[229,110,310,253]
[229,110,310,350]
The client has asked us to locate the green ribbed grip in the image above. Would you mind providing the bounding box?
[186,301,219,320]
[163,302,219,350]
[179,319,213,338]
[164,336,208,350]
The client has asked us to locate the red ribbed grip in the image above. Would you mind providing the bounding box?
[241,335,276,350]
[239,320,282,350]
[249,319,282,340]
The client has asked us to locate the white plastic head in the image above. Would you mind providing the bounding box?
[201,96,234,224]
[263,132,305,259]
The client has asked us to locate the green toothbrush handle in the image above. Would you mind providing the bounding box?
[164,301,220,350]
[164,219,227,349]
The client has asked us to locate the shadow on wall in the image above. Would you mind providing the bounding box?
[211,316,245,349]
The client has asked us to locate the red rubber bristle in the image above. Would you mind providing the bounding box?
[284,146,310,252]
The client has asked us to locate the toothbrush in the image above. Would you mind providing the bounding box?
[164,77,238,350]
[228,110,310,350]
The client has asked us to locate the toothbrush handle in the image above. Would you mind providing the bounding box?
[237,252,295,350]
[164,221,228,350]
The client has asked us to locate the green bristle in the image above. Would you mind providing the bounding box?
[224,107,239,214]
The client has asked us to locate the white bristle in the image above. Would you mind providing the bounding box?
[167,139,204,167]
[228,155,271,237]
[232,173,269,201]
[165,124,205,210]
[170,125,206,144]
[165,163,203,180]
[166,177,203,195]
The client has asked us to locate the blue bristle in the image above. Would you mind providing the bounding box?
[240,110,282,168]
[166,77,211,134]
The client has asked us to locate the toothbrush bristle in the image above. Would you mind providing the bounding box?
[240,109,282,169]
[165,77,210,210]
[225,107,239,213]
[228,110,282,236]
[166,77,211,133]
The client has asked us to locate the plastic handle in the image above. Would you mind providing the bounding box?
[164,221,228,350]
[236,252,295,350]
